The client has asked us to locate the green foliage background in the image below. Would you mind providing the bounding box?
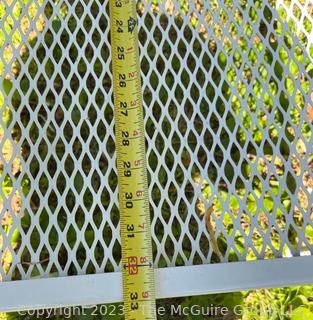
[0,0,313,319]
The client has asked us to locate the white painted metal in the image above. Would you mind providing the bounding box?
[1,256,313,313]
[0,0,313,312]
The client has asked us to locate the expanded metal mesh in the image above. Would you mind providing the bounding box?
[0,0,313,282]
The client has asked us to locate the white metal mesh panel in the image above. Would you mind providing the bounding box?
[0,0,313,283]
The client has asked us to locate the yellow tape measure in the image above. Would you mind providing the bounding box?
[109,1,156,319]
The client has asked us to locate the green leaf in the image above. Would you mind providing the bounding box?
[291,307,313,320]
[306,226,313,238]
[229,195,239,210]
[10,229,20,246]
[289,295,308,308]
[3,79,12,95]
[74,172,84,194]
[0,91,4,108]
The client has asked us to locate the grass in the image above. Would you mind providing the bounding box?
[0,0,313,318]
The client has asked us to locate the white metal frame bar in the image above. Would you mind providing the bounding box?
[1,256,313,313]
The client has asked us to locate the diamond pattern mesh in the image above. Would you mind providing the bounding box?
[0,0,312,282]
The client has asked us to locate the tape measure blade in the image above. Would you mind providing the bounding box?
[109,1,157,319]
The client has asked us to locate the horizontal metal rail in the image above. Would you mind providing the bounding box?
[1,256,313,313]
